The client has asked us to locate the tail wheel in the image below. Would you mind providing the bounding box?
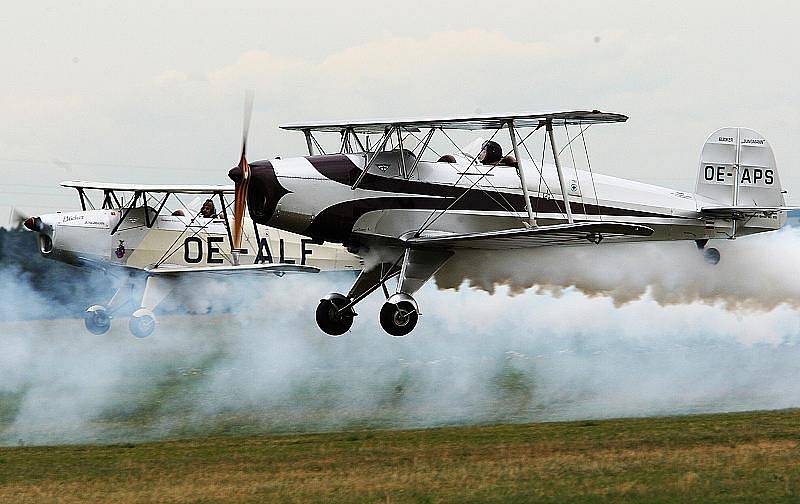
[379,295,418,337]
[316,293,355,336]
[703,247,721,265]
[129,309,156,338]
[84,305,111,335]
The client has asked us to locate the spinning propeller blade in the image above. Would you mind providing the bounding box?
[232,90,254,252]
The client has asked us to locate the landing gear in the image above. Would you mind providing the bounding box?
[703,247,721,265]
[80,275,174,338]
[315,248,451,337]
[695,239,721,265]
[129,309,156,338]
[84,305,112,335]
[379,294,418,337]
[315,293,355,336]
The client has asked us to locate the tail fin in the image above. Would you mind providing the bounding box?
[695,127,784,207]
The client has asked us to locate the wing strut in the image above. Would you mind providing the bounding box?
[732,127,741,238]
[547,120,574,224]
[303,129,315,155]
[507,120,536,227]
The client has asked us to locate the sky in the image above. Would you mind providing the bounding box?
[2,0,800,223]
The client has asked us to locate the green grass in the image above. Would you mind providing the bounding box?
[3,409,800,503]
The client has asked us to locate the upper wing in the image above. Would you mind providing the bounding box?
[281,110,627,134]
[62,180,234,194]
[404,222,653,250]
[701,206,800,219]
[144,263,319,276]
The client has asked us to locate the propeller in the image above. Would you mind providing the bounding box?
[10,208,42,232]
[10,208,28,228]
[231,90,254,256]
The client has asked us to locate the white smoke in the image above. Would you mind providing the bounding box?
[435,228,800,310]
[2,229,800,445]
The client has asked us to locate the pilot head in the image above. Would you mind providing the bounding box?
[200,199,216,218]
[478,140,503,165]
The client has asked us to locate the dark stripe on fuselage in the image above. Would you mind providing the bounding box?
[304,197,454,242]
[305,154,668,220]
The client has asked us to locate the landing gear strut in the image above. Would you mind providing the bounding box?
[315,248,452,337]
[82,279,137,335]
[81,275,174,338]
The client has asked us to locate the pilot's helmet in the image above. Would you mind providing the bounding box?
[478,140,503,165]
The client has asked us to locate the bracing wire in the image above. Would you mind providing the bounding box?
[522,132,563,219]
[564,123,589,219]
[416,126,511,235]
[438,128,519,216]
[580,123,602,221]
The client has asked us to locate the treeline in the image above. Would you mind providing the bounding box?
[0,227,112,320]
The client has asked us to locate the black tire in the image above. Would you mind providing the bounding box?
[84,306,111,335]
[703,247,721,265]
[316,294,354,336]
[129,311,156,338]
[379,300,418,337]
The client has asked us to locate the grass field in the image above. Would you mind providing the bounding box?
[2,409,800,503]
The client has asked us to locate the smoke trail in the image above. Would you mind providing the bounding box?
[435,227,800,311]
[1,229,800,446]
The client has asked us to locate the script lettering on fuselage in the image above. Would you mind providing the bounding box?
[183,236,316,265]
[703,165,774,186]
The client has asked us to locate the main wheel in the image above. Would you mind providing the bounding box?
[703,247,721,265]
[316,293,355,336]
[379,294,418,337]
[84,305,111,335]
[129,309,156,338]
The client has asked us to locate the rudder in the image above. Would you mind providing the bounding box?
[695,127,784,207]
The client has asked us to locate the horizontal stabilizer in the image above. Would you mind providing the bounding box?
[144,263,319,276]
[405,222,653,250]
[701,206,800,219]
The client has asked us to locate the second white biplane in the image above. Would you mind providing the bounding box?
[23,181,361,337]
[225,106,798,336]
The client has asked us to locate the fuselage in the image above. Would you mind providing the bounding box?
[30,208,362,272]
[240,150,784,250]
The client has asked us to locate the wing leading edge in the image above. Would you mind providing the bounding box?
[144,263,320,276]
[62,180,234,194]
[281,110,627,134]
[404,222,654,250]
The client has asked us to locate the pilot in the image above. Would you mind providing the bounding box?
[199,199,217,219]
[478,140,503,165]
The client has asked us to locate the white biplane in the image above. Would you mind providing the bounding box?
[22,181,361,337]
[225,107,799,336]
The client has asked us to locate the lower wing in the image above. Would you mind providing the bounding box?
[144,263,319,276]
[404,222,654,250]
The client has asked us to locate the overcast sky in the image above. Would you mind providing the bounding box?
[2,0,799,223]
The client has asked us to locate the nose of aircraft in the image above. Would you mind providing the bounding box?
[23,214,55,254]
[228,160,289,225]
[228,165,242,183]
[23,216,43,232]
